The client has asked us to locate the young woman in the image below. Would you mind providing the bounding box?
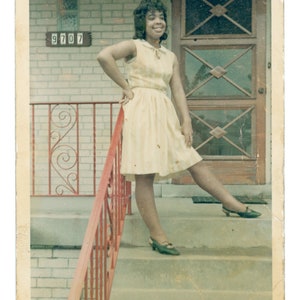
[97,0,261,256]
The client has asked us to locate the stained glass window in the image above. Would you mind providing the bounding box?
[58,0,78,31]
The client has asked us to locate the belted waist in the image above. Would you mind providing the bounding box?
[131,86,167,94]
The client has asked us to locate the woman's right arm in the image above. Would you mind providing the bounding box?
[97,40,136,99]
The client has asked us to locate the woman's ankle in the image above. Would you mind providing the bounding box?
[149,233,169,244]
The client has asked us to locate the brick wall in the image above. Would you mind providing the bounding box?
[30,0,142,103]
[31,248,80,300]
[30,0,143,195]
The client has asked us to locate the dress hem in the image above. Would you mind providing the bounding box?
[121,157,202,182]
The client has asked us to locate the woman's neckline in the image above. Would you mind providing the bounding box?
[143,39,161,49]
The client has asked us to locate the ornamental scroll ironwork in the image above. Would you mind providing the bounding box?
[49,104,79,195]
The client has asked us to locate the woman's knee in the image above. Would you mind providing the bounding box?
[135,173,155,184]
[188,161,204,174]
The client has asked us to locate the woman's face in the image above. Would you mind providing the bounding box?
[145,10,166,42]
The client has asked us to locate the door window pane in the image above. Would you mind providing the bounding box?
[191,109,253,157]
[185,0,252,36]
[184,47,253,98]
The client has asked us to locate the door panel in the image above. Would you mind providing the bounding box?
[184,46,254,98]
[172,0,266,184]
[190,107,254,157]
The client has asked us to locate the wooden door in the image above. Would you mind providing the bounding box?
[172,0,266,184]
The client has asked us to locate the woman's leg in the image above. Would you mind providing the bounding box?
[188,161,246,212]
[135,174,169,243]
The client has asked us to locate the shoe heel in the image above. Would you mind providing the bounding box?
[149,237,180,256]
[222,208,230,217]
[149,239,155,251]
[222,206,261,218]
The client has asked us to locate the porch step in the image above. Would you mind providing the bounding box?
[30,197,271,248]
[111,197,272,300]
[153,183,272,198]
[30,185,271,248]
[121,198,271,249]
[110,247,272,300]
[111,289,271,300]
[30,197,93,246]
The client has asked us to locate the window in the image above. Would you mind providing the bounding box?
[184,46,253,98]
[184,0,252,37]
[58,0,78,31]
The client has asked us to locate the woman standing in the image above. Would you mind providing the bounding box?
[97,0,261,256]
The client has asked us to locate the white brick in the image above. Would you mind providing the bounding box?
[39,258,68,268]
[37,278,67,288]
[68,257,80,269]
[31,278,37,288]
[31,249,52,258]
[52,268,75,278]
[31,258,38,268]
[52,249,80,258]
[31,268,52,278]
[52,288,70,298]
[31,287,52,298]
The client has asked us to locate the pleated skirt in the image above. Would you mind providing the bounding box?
[121,87,202,181]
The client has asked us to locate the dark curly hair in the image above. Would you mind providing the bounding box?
[133,0,168,42]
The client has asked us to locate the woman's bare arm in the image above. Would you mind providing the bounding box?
[97,40,136,98]
[170,55,193,146]
[170,55,191,123]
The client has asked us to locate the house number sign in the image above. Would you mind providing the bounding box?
[46,31,92,47]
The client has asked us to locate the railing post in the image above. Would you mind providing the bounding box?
[126,181,132,215]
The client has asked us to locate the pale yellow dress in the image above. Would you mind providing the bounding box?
[121,39,202,181]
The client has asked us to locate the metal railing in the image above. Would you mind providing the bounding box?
[68,107,132,299]
[30,101,120,197]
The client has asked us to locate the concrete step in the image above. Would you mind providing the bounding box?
[110,246,272,300]
[30,197,271,248]
[111,196,272,300]
[153,183,272,199]
[122,198,272,249]
[30,197,93,246]
[30,191,272,300]
[111,289,272,300]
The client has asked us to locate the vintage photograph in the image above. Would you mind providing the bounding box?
[14,0,285,299]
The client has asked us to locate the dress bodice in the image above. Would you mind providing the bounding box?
[124,39,175,93]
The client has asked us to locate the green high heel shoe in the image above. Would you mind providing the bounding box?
[149,237,180,256]
[222,206,261,218]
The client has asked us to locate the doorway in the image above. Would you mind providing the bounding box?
[172,0,267,184]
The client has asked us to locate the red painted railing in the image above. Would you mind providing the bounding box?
[68,107,131,300]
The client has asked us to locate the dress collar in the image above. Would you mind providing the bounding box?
[140,39,167,59]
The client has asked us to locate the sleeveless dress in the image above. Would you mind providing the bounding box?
[121,39,202,181]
